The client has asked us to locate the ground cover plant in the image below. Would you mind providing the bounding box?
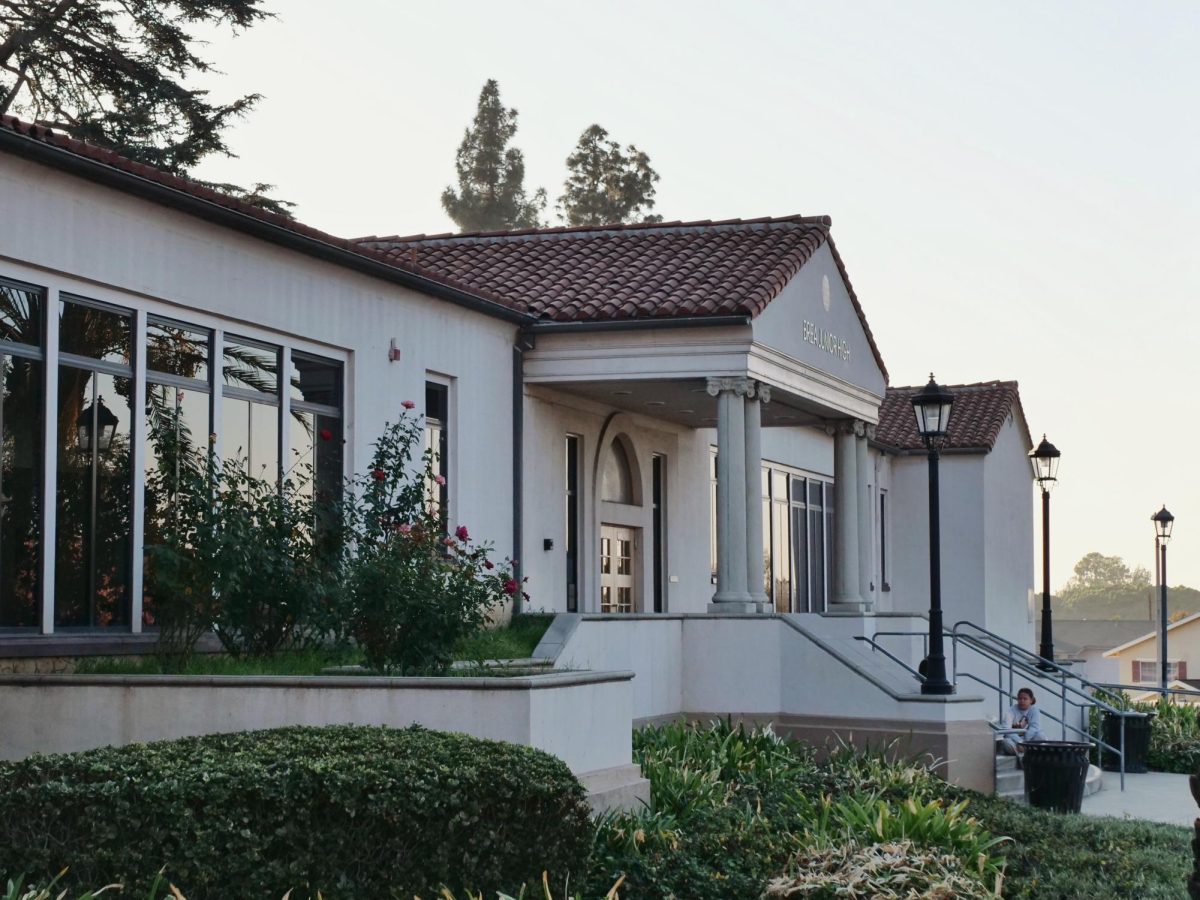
[0,726,591,900]
[584,720,1190,900]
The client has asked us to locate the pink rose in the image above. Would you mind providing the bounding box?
[398,523,412,535]
[502,579,519,595]
[402,400,416,409]
[443,537,456,548]
[455,525,470,541]
[434,475,446,486]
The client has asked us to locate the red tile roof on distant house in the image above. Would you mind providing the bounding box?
[358,218,890,382]
[876,381,1025,452]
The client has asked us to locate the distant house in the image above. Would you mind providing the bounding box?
[1103,612,1200,695]
[1038,619,1155,683]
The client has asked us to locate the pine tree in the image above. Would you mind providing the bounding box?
[0,0,294,216]
[558,124,661,227]
[441,80,546,232]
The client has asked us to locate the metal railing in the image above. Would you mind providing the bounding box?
[855,622,1149,791]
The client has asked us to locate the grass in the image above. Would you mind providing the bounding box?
[74,614,555,677]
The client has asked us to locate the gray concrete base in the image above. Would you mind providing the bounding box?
[578,764,650,815]
[828,600,871,614]
[707,600,758,614]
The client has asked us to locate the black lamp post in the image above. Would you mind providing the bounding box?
[1152,505,1175,693]
[912,374,955,695]
[76,396,119,453]
[1030,436,1061,669]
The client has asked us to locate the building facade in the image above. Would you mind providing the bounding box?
[0,115,1035,675]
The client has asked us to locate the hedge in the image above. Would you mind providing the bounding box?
[0,725,592,899]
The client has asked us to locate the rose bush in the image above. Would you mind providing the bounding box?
[340,414,515,674]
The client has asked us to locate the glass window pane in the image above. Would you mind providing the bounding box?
[221,395,278,480]
[147,319,210,381]
[808,481,823,506]
[223,337,278,395]
[142,385,210,628]
[773,501,790,612]
[55,368,133,628]
[290,353,341,407]
[288,409,344,507]
[1,356,42,627]
[0,280,42,348]
[601,440,634,504]
[792,505,808,612]
[771,470,788,499]
[762,498,771,597]
[791,477,806,506]
[59,299,131,365]
[809,507,825,611]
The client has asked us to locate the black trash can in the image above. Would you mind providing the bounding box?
[1100,711,1155,773]
[1022,741,1091,813]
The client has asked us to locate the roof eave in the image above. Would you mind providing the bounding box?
[0,126,534,327]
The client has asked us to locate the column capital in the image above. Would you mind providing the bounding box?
[827,418,864,437]
[754,383,771,404]
[863,423,876,440]
[706,376,755,398]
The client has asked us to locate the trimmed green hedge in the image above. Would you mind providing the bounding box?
[0,725,592,899]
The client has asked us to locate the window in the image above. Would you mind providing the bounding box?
[652,454,665,613]
[565,435,580,612]
[710,453,832,613]
[601,438,635,504]
[425,381,448,521]
[288,352,343,507]
[221,336,280,480]
[0,278,45,628]
[1134,660,1186,683]
[55,296,134,628]
[879,490,889,591]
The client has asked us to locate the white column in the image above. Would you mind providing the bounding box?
[831,421,865,611]
[745,382,770,609]
[856,425,873,608]
[708,377,754,611]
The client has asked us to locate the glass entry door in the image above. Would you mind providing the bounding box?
[600,524,636,613]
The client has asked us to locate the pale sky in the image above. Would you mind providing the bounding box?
[191,0,1200,591]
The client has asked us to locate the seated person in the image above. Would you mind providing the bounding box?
[1001,687,1046,757]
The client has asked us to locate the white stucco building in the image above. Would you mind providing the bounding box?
[0,115,1042,786]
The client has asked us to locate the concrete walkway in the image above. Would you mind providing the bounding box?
[1080,771,1197,828]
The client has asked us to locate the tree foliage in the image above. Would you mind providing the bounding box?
[441,79,546,232]
[558,124,661,226]
[0,0,294,216]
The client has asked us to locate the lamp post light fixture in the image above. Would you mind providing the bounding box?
[912,374,955,695]
[1030,435,1061,670]
[76,396,119,453]
[1152,505,1175,694]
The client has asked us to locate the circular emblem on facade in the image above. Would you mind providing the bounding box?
[821,275,831,312]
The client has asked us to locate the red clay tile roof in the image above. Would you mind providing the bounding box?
[358,218,889,382]
[876,381,1025,452]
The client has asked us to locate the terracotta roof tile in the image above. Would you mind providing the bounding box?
[358,218,888,381]
[876,381,1023,452]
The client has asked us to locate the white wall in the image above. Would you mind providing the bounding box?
[982,412,1035,646]
[0,153,519,595]
[751,243,887,399]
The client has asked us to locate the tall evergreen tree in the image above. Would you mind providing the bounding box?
[0,0,294,216]
[442,80,546,232]
[558,124,661,227]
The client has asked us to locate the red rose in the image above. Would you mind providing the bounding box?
[319,428,333,441]
[372,468,386,481]
[502,579,519,595]
[456,525,470,541]
[484,560,494,570]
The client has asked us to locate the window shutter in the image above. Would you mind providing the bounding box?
[1132,660,1142,683]
[1179,661,1188,681]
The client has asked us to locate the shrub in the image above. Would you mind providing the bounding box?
[341,418,515,673]
[0,726,592,900]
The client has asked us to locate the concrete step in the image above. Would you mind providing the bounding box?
[578,764,650,816]
[994,756,1103,802]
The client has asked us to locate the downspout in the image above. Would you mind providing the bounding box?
[512,328,535,615]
